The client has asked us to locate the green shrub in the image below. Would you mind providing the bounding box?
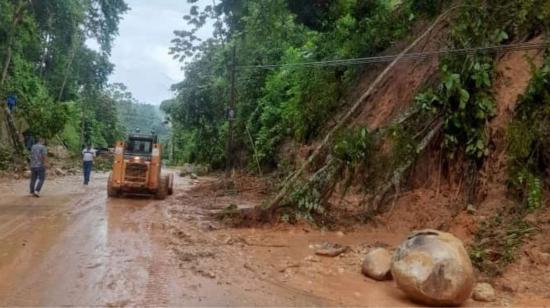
[507,56,550,210]
[0,145,13,171]
[470,215,533,277]
[332,128,373,166]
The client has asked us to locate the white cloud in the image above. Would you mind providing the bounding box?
[151,45,181,81]
[107,0,213,104]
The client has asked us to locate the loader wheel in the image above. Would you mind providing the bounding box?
[107,174,120,198]
[167,173,174,195]
[155,176,168,200]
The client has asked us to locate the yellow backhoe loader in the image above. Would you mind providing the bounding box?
[107,133,174,199]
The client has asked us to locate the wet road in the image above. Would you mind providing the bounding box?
[0,174,171,306]
[1,173,548,307]
[0,174,331,306]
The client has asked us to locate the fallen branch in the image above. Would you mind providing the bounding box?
[263,6,461,214]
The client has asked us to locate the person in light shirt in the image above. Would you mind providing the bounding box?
[82,145,96,185]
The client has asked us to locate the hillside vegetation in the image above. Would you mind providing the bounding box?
[162,0,550,290]
[164,0,549,213]
[0,1,127,155]
[0,0,168,162]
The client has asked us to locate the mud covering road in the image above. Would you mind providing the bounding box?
[0,173,325,306]
[0,173,547,306]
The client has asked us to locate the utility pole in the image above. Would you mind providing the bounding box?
[226,44,236,174]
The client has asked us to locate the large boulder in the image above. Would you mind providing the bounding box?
[391,229,474,306]
[362,248,392,281]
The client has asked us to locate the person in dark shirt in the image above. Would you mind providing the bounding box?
[29,138,48,197]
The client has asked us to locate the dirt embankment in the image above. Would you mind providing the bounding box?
[372,36,549,299]
[275,29,550,301]
[379,36,546,233]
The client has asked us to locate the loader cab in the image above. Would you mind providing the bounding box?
[124,133,158,159]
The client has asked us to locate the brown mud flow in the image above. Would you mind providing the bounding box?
[0,173,548,306]
[0,174,327,306]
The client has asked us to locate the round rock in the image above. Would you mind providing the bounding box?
[361,247,392,281]
[391,229,474,306]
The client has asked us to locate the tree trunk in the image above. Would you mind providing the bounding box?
[57,36,79,102]
[0,48,12,86]
[1,1,28,159]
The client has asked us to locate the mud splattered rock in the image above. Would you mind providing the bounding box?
[54,168,66,176]
[391,229,474,306]
[473,283,496,302]
[180,163,210,177]
[313,241,349,257]
[361,248,392,281]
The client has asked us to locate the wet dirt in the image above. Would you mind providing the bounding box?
[0,173,548,306]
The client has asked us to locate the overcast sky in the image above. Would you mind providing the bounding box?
[107,0,213,105]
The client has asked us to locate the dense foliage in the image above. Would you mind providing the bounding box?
[0,0,128,157]
[417,0,550,161]
[164,0,445,169]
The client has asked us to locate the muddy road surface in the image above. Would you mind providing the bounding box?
[0,174,325,306]
[0,173,547,306]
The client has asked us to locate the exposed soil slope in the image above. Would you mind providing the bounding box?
[364,35,549,299]
[292,21,549,299]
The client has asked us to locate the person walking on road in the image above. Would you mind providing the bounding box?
[30,138,48,197]
[82,145,96,185]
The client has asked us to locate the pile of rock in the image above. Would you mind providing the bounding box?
[180,163,210,178]
[360,229,495,306]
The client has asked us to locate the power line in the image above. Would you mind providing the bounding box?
[236,41,550,70]
[169,41,549,92]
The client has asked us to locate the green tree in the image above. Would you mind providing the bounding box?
[0,0,128,156]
